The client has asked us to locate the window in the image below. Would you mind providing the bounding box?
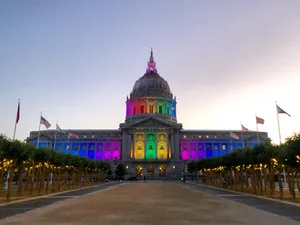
[159,105,162,113]
[140,105,144,113]
[150,105,153,113]
[222,145,226,150]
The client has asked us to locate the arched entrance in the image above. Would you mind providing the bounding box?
[159,164,166,177]
[136,164,143,177]
[147,164,154,177]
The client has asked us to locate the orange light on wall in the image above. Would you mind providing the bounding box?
[130,144,133,159]
[168,145,172,159]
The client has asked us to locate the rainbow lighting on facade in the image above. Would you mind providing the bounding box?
[27,49,268,178]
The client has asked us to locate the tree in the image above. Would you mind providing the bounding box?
[115,164,126,178]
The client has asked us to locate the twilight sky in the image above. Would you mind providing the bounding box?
[1,0,299,144]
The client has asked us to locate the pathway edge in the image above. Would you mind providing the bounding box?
[187,182,300,208]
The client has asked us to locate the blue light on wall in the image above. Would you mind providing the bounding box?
[79,150,87,157]
[71,150,79,156]
[88,150,95,160]
[206,150,213,158]
[214,150,220,157]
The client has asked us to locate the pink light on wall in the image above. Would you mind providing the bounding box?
[104,143,112,160]
[112,142,121,160]
[181,150,189,160]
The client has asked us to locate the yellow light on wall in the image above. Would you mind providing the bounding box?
[172,165,175,169]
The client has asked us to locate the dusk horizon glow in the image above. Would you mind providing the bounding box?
[1,1,299,144]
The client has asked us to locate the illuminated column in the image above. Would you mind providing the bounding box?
[145,97,148,114]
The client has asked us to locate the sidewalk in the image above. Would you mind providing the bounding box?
[186,181,300,207]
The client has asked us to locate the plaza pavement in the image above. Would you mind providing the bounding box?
[0,181,299,225]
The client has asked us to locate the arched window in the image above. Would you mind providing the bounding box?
[140,105,144,113]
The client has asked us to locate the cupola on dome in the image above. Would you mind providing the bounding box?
[130,49,172,99]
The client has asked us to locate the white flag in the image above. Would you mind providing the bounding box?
[56,124,65,133]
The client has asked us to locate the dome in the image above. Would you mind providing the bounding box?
[130,49,173,99]
[132,73,170,93]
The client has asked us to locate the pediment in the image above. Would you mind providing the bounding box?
[130,117,172,129]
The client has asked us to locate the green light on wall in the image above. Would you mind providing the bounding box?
[145,132,156,159]
[157,103,165,114]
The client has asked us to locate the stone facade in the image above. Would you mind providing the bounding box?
[27,50,268,179]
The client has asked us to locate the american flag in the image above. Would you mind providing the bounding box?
[40,116,51,128]
[241,124,249,132]
[230,132,239,140]
[69,131,79,139]
[16,100,20,124]
[256,116,265,125]
[276,105,291,117]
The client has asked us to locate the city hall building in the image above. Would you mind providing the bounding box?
[27,50,268,178]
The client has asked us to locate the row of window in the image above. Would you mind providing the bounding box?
[33,142,121,151]
[55,149,121,161]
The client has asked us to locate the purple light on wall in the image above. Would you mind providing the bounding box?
[127,101,137,116]
[198,150,204,158]
[181,142,188,150]
[189,143,196,150]
[104,142,112,160]
[190,150,197,160]
[95,150,103,160]
[96,143,103,150]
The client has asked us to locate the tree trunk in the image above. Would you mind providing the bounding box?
[45,168,50,194]
[263,167,268,192]
[17,168,24,197]
[291,168,296,200]
[245,169,249,190]
[251,167,256,194]
[278,166,283,199]
[240,169,244,192]
[296,169,300,192]
[0,167,5,194]
[6,169,13,201]
[58,170,62,191]
[51,169,57,192]
[39,165,45,194]
[24,168,30,192]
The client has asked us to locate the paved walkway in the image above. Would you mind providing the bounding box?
[0,181,299,225]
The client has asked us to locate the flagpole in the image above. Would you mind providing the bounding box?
[54,121,58,150]
[229,130,232,152]
[240,122,244,148]
[255,113,260,144]
[36,112,42,148]
[67,127,70,152]
[12,99,20,140]
[275,101,282,145]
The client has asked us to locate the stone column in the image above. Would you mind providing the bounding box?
[173,130,180,161]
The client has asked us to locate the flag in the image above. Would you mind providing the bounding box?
[69,131,79,139]
[230,132,239,140]
[277,105,291,117]
[241,124,249,131]
[256,116,264,125]
[40,116,51,128]
[16,100,20,124]
[56,124,65,133]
